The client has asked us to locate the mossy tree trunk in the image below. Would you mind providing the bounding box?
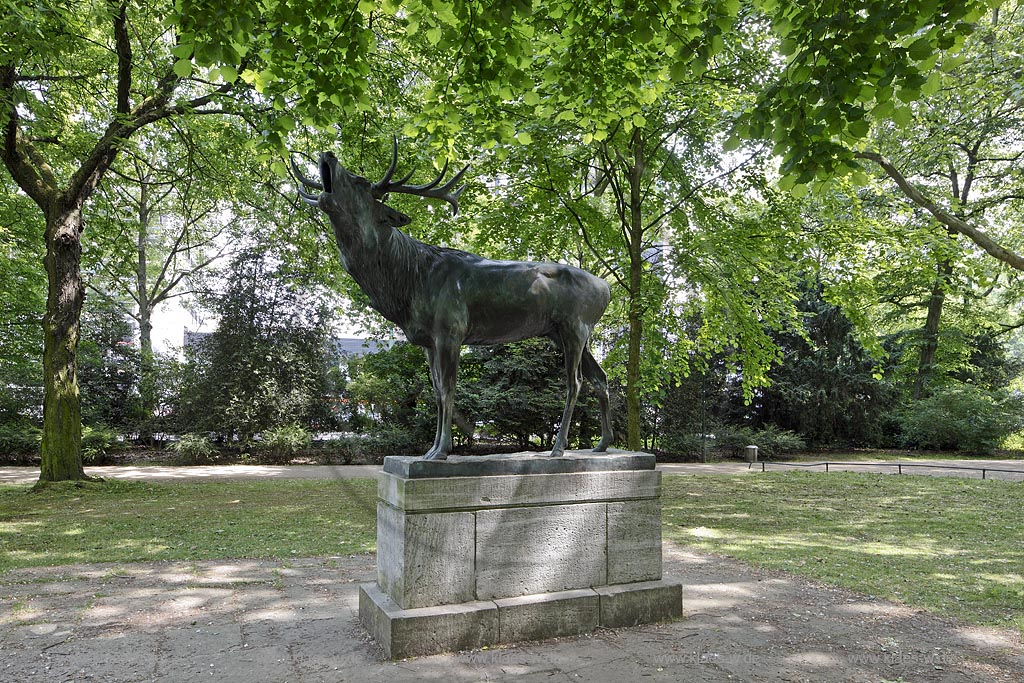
[624,132,646,451]
[39,197,89,482]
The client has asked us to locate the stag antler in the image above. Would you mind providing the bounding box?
[372,137,469,215]
[290,153,322,206]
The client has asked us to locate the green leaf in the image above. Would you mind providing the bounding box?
[907,36,933,61]
[431,0,458,26]
[670,60,689,81]
[847,119,870,139]
[524,91,541,106]
[173,58,193,78]
[871,100,895,118]
[426,26,443,45]
[171,44,193,59]
[219,64,238,83]
[941,55,966,72]
[892,106,913,127]
[515,130,533,145]
[777,173,797,191]
[896,87,919,104]
[921,72,942,96]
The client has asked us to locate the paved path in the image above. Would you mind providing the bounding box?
[2,459,1023,485]
[2,545,1021,682]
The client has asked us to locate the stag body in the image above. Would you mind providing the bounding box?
[296,148,613,460]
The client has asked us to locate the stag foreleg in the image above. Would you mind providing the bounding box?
[551,329,586,458]
[424,340,459,460]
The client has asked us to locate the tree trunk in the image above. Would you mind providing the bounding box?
[38,198,89,482]
[625,132,645,451]
[913,258,953,400]
[136,179,156,442]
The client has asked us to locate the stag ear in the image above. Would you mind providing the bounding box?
[375,200,411,227]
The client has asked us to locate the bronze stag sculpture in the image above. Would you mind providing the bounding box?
[293,141,613,460]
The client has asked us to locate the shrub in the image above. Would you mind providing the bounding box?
[1000,431,1024,452]
[712,425,758,458]
[168,433,217,463]
[751,424,807,459]
[257,424,313,463]
[81,424,123,464]
[657,433,713,462]
[313,428,427,465]
[694,424,806,460]
[900,384,1024,454]
[0,422,42,464]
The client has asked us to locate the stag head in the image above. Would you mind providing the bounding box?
[291,139,469,230]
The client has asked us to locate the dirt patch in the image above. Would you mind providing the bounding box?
[1,545,1021,683]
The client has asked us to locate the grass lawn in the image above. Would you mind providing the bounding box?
[2,472,1021,635]
[663,472,1024,634]
[0,479,378,571]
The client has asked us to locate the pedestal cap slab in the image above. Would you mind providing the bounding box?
[383,450,655,479]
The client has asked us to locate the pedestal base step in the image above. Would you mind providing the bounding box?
[359,579,682,659]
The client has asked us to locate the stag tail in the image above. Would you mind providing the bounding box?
[372,137,469,215]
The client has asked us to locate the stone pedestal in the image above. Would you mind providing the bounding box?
[358,450,682,659]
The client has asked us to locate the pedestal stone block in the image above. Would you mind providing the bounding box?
[359,583,498,660]
[596,580,683,628]
[475,503,607,599]
[378,469,662,511]
[607,499,663,584]
[375,503,475,609]
[359,450,683,659]
[494,589,600,643]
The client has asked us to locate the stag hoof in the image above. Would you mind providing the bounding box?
[549,447,565,458]
[422,448,448,461]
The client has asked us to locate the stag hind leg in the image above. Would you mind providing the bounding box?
[424,341,459,460]
[581,348,613,452]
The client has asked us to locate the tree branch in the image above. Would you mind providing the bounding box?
[0,66,58,206]
[857,151,1024,272]
[113,0,132,116]
[85,283,138,322]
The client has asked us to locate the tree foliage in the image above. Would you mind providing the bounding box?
[172,249,344,444]
[77,299,142,433]
[3,0,1019,476]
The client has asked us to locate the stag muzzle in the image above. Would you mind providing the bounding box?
[319,152,335,194]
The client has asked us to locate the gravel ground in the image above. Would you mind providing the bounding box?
[2,543,1021,683]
